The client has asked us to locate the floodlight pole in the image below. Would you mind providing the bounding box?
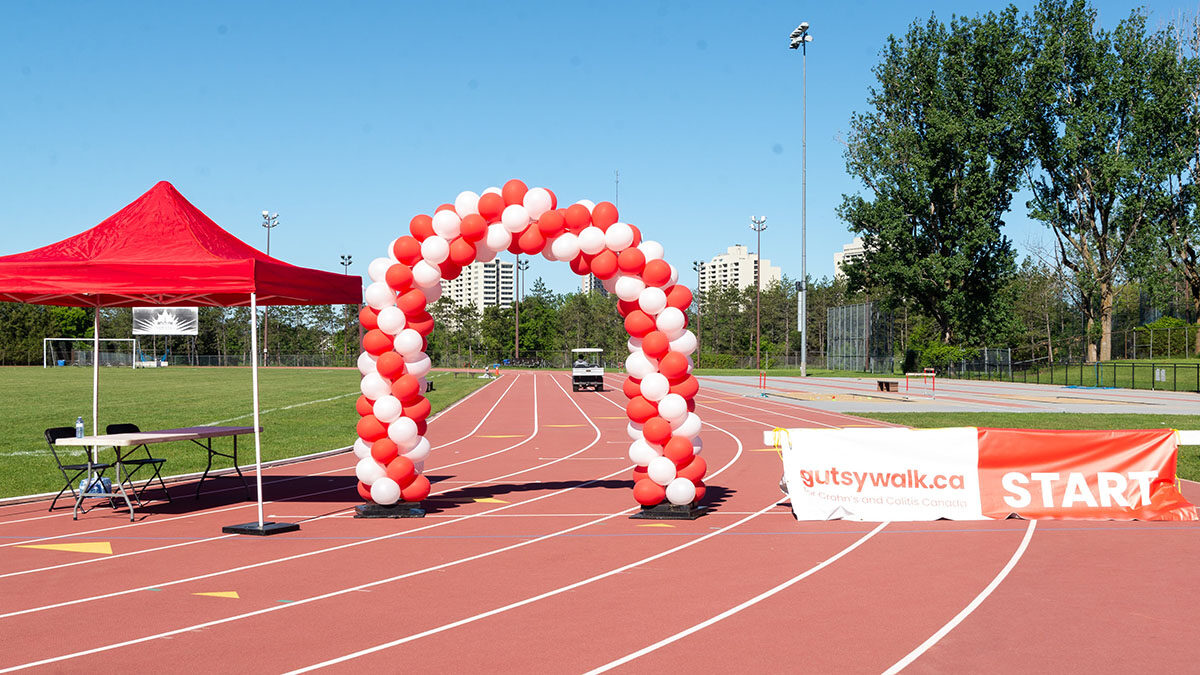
[750,216,768,370]
[790,21,812,376]
[692,261,704,364]
[514,256,529,360]
[340,254,352,364]
[260,211,279,366]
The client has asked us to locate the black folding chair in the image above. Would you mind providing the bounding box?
[46,427,113,512]
[105,423,171,504]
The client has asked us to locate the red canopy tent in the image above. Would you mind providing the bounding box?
[0,181,362,534]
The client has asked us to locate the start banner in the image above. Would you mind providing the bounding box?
[774,427,1197,522]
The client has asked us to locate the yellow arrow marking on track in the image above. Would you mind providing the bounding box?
[193,591,239,599]
[637,523,676,528]
[476,434,524,438]
[18,542,112,555]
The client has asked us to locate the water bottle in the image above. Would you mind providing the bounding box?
[75,416,84,439]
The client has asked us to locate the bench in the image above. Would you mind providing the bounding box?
[877,380,900,392]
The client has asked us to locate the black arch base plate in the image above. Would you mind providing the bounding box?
[222,521,300,536]
[629,502,707,520]
[355,502,426,518]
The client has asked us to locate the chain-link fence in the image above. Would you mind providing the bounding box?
[826,302,894,374]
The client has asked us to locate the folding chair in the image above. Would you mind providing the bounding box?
[46,427,114,512]
[105,423,172,504]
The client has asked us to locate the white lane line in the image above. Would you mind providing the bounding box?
[1,378,749,671]
[585,521,891,674]
[881,519,1038,675]
[198,392,358,426]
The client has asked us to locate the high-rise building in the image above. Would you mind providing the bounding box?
[834,237,865,280]
[443,259,514,313]
[696,244,781,296]
[580,273,608,296]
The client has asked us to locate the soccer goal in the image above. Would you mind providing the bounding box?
[43,338,138,369]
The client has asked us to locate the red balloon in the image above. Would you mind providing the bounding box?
[359,305,379,330]
[669,374,699,400]
[633,478,666,506]
[546,188,557,209]
[678,455,707,482]
[415,418,428,437]
[622,376,642,399]
[569,254,591,276]
[502,179,528,206]
[617,299,639,317]
[434,203,454,213]
[624,310,656,338]
[393,237,423,265]
[371,438,399,464]
[518,225,546,254]
[591,201,619,230]
[355,395,374,417]
[564,204,591,232]
[507,237,524,255]
[386,264,414,292]
[478,192,505,222]
[590,250,618,280]
[460,214,487,243]
[449,237,477,266]
[617,247,646,274]
[641,331,670,360]
[643,259,671,287]
[642,417,672,445]
[363,329,394,356]
[538,210,565,237]
[410,214,435,242]
[356,415,387,442]
[626,396,658,423]
[408,311,434,336]
[632,466,650,483]
[385,456,417,487]
[403,396,431,422]
[391,373,420,402]
[376,351,406,379]
[397,288,426,314]
[356,480,373,501]
[628,224,642,247]
[693,480,706,503]
[440,261,463,279]
[665,284,693,310]
[664,436,693,468]
[659,351,689,379]
[400,473,431,502]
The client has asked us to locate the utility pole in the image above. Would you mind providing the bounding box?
[261,211,279,366]
[750,216,768,370]
[692,260,704,365]
[790,21,812,376]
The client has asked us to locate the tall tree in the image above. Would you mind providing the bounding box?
[839,8,1026,343]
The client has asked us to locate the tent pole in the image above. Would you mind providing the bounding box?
[250,293,265,527]
[92,305,99,465]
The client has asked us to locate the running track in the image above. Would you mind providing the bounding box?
[0,371,1197,673]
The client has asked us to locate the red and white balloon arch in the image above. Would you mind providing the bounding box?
[352,179,706,509]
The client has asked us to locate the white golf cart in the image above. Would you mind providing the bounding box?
[571,348,604,392]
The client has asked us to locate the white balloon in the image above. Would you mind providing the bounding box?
[501,204,531,233]
[421,235,450,264]
[601,275,618,293]
[454,190,480,217]
[656,307,686,338]
[647,456,676,486]
[551,232,580,261]
[625,351,658,379]
[431,210,462,239]
[393,328,423,356]
[405,353,432,377]
[628,439,659,467]
[626,421,644,441]
[413,459,425,474]
[615,275,646,302]
[364,281,396,310]
[541,246,556,261]
[386,238,400,263]
[355,457,386,485]
[387,416,418,445]
[357,351,378,375]
[638,240,665,262]
[482,186,502,196]
[604,222,635,251]
[404,436,432,462]
[578,226,606,255]
[523,187,553,219]
[691,437,704,456]
[422,283,442,303]
[627,336,643,353]
[640,372,670,401]
[665,477,697,505]
[376,306,406,335]
[667,264,679,287]
[370,477,401,505]
[669,330,697,356]
[486,223,512,251]
[412,260,442,288]
[353,437,373,459]
[372,395,403,423]
[367,257,392,282]
[638,287,668,315]
[676,412,702,439]
[360,372,391,400]
[476,245,497,263]
[574,199,596,212]
[657,393,687,422]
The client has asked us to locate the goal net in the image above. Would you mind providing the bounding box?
[43,338,138,369]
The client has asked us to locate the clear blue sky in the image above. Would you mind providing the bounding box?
[1,0,1189,296]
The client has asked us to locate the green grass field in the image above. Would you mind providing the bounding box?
[0,366,490,499]
[853,412,1200,482]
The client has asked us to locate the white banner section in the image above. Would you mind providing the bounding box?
[772,428,985,521]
